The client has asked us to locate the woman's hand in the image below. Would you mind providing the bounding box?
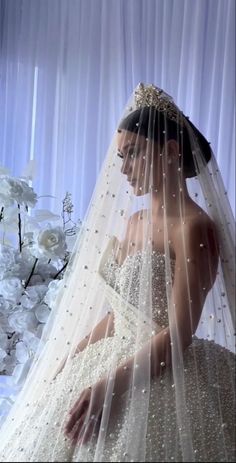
[64,379,106,445]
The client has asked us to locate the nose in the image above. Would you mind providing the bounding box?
[121,157,131,175]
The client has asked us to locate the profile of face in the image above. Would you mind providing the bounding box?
[116,130,161,196]
[117,130,179,196]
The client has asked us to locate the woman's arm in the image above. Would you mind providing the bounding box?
[54,311,114,379]
[109,218,219,396]
[74,311,115,354]
[65,218,219,440]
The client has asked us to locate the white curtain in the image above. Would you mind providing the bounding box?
[0,0,235,220]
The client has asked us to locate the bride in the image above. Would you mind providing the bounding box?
[0,84,235,462]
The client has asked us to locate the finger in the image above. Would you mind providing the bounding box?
[75,418,98,445]
[77,411,102,445]
[66,410,87,440]
[65,402,87,434]
[69,396,87,415]
[70,412,93,444]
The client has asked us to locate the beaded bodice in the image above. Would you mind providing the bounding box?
[100,245,175,330]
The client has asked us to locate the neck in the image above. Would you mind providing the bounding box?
[151,178,191,218]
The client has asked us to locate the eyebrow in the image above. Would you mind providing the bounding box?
[122,143,136,150]
[117,143,136,157]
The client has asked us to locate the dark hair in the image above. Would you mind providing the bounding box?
[118,107,212,178]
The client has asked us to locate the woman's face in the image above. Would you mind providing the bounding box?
[116,130,161,196]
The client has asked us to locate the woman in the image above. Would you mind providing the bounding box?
[0,84,235,462]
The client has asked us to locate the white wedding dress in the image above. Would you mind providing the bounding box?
[0,238,235,462]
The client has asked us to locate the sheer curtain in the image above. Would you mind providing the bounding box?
[0,0,235,221]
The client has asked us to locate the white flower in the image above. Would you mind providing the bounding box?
[0,207,19,232]
[2,352,17,375]
[44,279,63,308]
[12,360,32,386]
[0,244,16,267]
[34,303,51,323]
[0,245,20,279]
[19,294,37,310]
[0,176,37,207]
[20,180,37,207]
[15,342,30,363]
[36,324,44,338]
[15,250,37,280]
[0,179,14,207]
[8,310,38,333]
[24,284,48,305]
[0,278,23,304]
[32,227,67,259]
[23,330,40,352]
[0,309,11,332]
[0,296,11,312]
[0,348,7,362]
[0,330,8,351]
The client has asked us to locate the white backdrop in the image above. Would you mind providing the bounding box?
[0,0,235,220]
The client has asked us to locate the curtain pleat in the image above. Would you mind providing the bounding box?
[0,0,235,218]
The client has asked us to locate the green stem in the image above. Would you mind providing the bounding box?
[53,261,68,280]
[18,204,22,252]
[24,258,38,288]
[0,206,4,222]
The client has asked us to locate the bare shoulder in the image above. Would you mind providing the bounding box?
[128,209,147,225]
[126,210,148,234]
[173,208,219,262]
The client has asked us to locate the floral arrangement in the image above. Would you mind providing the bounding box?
[0,165,81,422]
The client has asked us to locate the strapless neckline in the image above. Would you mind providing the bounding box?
[109,235,175,268]
[113,247,175,268]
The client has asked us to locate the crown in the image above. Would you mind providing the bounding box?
[134,83,183,122]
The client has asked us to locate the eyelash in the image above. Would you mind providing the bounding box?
[118,149,139,159]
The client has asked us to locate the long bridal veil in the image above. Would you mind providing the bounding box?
[0,84,235,462]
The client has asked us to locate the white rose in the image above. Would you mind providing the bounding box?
[19,294,37,310]
[23,330,40,352]
[32,227,67,259]
[22,232,34,247]
[3,352,17,375]
[19,179,37,207]
[24,284,48,304]
[36,324,44,338]
[0,176,14,206]
[15,342,30,363]
[0,348,7,362]
[0,331,8,351]
[0,278,23,304]
[0,310,11,332]
[0,264,21,281]
[8,310,38,333]
[0,245,19,279]
[0,206,19,232]
[0,297,11,312]
[16,250,36,280]
[0,176,23,206]
[34,303,51,323]
[0,176,37,207]
[0,244,16,268]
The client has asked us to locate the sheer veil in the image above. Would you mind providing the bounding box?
[0,83,235,462]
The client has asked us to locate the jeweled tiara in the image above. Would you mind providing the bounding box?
[134,83,183,122]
